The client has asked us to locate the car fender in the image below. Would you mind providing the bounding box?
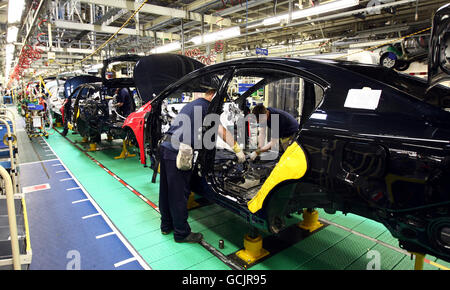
[247,141,308,214]
[123,102,152,164]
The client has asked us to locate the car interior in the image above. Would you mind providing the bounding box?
[156,69,325,204]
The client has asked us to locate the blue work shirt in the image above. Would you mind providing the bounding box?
[266,107,299,138]
[161,98,210,160]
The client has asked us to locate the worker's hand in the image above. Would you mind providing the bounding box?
[233,142,246,163]
[249,149,261,161]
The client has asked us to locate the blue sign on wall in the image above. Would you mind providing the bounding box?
[255,47,268,56]
[238,83,253,94]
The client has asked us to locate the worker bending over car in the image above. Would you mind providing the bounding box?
[159,88,245,243]
[250,104,299,161]
[114,87,134,117]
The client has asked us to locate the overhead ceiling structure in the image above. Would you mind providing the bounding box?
[0,0,447,86]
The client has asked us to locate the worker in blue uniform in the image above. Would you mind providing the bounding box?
[115,87,134,117]
[249,104,299,160]
[159,89,246,243]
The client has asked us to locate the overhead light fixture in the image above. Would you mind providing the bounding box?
[190,26,241,45]
[263,0,360,26]
[291,0,359,20]
[7,26,18,43]
[5,44,15,57]
[8,0,26,24]
[150,41,181,54]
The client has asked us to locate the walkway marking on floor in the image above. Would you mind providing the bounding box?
[82,213,101,219]
[19,159,59,166]
[60,177,73,181]
[114,257,137,268]
[66,187,81,191]
[52,164,64,167]
[72,198,89,204]
[56,170,67,173]
[22,183,51,193]
[42,135,152,270]
[54,128,159,213]
[96,232,116,239]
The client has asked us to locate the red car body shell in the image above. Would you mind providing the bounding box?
[122,101,152,164]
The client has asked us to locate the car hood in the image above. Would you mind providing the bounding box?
[133,54,205,103]
[428,3,450,89]
[101,54,142,88]
[64,75,101,98]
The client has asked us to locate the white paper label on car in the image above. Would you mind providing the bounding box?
[344,88,382,110]
[33,117,42,128]
[310,113,327,120]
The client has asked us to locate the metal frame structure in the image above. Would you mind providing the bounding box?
[0,0,447,84]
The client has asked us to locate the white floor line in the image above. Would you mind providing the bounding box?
[66,187,81,191]
[114,257,137,268]
[96,232,115,239]
[19,158,59,166]
[59,178,74,181]
[82,213,100,219]
[52,164,64,167]
[41,137,152,270]
[71,198,89,204]
[55,170,67,173]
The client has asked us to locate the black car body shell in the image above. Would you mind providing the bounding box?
[146,56,450,262]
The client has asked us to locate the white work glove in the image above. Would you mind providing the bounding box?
[249,149,261,161]
[232,142,246,163]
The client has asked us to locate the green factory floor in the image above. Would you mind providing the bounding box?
[44,127,450,270]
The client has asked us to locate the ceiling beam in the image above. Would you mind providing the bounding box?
[78,0,231,26]
[54,20,180,40]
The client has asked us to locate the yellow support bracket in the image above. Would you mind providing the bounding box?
[235,234,269,265]
[114,139,136,160]
[187,192,200,210]
[298,209,323,232]
[411,252,425,270]
[88,143,97,152]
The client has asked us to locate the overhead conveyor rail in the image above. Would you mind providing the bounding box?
[0,109,32,270]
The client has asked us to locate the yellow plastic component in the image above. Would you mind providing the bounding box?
[187,192,200,210]
[67,122,73,131]
[114,140,136,159]
[88,143,97,152]
[81,137,89,143]
[235,234,269,264]
[247,142,308,214]
[298,209,323,232]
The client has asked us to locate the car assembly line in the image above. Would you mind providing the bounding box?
[0,0,449,274]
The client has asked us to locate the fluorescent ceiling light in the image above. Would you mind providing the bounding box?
[291,0,359,20]
[263,0,359,26]
[8,0,26,24]
[90,63,104,70]
[190,26,241,45]
[5,44,15,57]
[7,26,18,43]
[150,41,181,54]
